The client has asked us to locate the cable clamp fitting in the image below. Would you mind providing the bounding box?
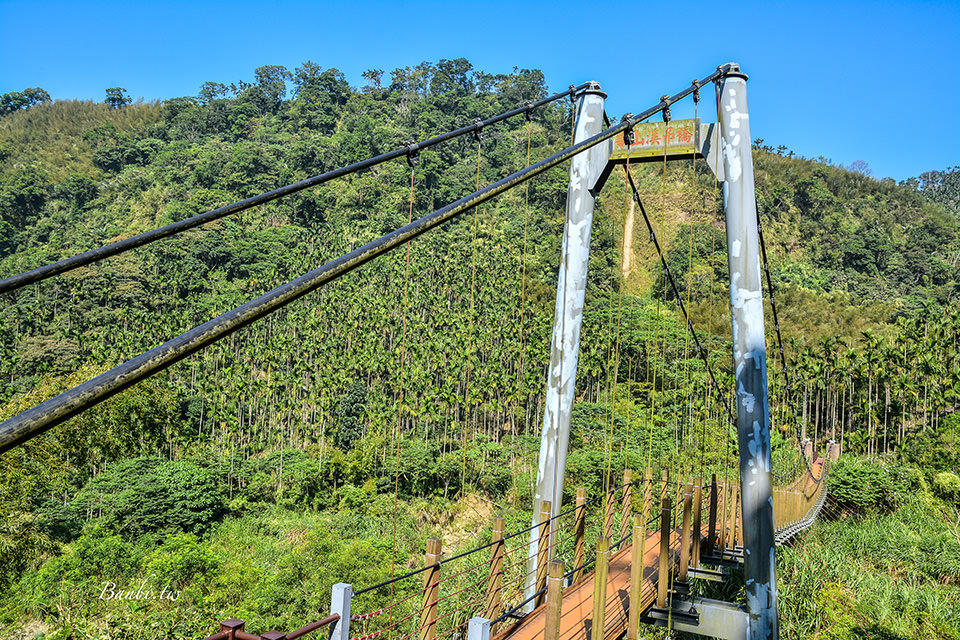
[404,141,420,168]
[660,95,672,123]
[691,80,701,104]
[621,114,635,146]
[568,85,576,103]
[524,102,534,122]
[473,118,484,143]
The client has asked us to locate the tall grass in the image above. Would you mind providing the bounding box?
[776,486,960,639]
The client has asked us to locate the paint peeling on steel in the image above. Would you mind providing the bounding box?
[720,71,778,640]
[525,85,609,608]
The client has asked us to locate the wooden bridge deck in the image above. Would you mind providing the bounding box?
[493,528,667,640]
[496,459,827,640]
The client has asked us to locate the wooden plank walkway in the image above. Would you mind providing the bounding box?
[497,460,828,640]
[494,528,672,640]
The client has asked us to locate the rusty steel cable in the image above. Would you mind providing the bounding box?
[351,609,385,622]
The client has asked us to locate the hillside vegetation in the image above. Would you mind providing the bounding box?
[0,61,958,639]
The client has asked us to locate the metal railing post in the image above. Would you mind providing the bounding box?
[330,584,352,640]
[467,617,490,640]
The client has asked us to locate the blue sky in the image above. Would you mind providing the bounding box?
[1,0,958,181]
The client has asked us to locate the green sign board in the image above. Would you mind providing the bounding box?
[609,118,702,162]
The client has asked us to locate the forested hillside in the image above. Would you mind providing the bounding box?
[0,60,958,639]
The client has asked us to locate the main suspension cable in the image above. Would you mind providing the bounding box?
[0,64,743,455]
[0,84,594,295]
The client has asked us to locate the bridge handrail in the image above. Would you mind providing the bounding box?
[354,478,638,596]
[201,613,341,640]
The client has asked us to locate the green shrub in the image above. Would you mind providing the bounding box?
[142,532,220,588]
[23,525,138,615]
[933,472,960,505]
[828,457,895,512]
[69,457,225,538]
[901,413,960,472]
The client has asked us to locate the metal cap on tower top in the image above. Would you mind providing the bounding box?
[721,62,748,81]
[577,81,607,99]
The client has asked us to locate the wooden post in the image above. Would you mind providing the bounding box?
[641,468,653,526]
[628,515,643,640]
[659,470,670,522]
[591,537,610,640]
[737,487,744,547]
[574,488,586,583]
[726,484,736,548]
[730,483,742,547]
[706,474,718,556]
[219,619,245,640]
[485,517,505,624]
[619,469,633,543]
[420,539,442,640]
[692,481,703,568]
[656,498,671,608]
[679,482,693,582]
[544,561,565,640]
[718,481,728,552]
[604,489,616,542]
[535,500,552,606]
[675,478,684,530]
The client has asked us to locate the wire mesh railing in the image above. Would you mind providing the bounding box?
[201,449,835,640]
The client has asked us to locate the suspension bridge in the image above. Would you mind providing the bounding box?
[0,62,839,640]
